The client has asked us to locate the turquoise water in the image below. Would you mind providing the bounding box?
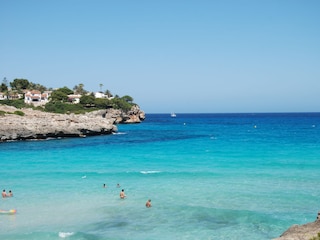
[1,113,320,240]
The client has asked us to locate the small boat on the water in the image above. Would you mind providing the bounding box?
[0,209,17,215]
[171,112,176,117]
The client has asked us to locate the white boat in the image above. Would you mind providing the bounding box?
[171,112,176,117]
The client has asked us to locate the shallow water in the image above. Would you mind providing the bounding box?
[1,113,320,239]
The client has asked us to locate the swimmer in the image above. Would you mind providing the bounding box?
[7,190,13,197]
[116,183,120,188]
[145,199,152,208]
[120,189,126,199]
[2,190,6,198]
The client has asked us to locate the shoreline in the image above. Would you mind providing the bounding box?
[273,212,320,240]
[0,105,145,142]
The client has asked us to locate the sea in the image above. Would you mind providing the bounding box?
[1,113,320,240]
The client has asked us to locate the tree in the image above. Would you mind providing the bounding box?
[121,95,133,103]
[105,89,113,98]
[10,78,30,91]
[2,77,8,87]
[29,82,47,92]
[0,83,8,92]
[49,87,73,103]
[50,91,68,103]
[99,83,103,93]
[111,97,133,111]
[1,77,9,98]
[80,94,95,106]
[73,83,87,95]
[94,98,111,109]
[58,86,74,95]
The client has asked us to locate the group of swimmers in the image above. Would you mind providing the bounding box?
[103,183,152,208]
[103,183,121,188]
[2,189,13,198]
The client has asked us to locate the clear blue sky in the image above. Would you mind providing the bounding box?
[1,0,319,113]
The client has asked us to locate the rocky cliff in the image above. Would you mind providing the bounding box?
[273,212,320,240]
[0,105,145,142]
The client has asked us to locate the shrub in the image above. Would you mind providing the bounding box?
[94,98,111,109]
[0,99,26,109]
[44,102,87,114]
[110,98,133,112]
[32,106,45,111]
[13,110,25,116]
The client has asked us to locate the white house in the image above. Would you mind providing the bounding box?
[41,91,51,103]
[24,90,41,104]
[67,94,82,104]
[24,90,51,105]
[0,92,7,100]
[8,92,23,100]
[94,92,107,99]
[94,92,114,99]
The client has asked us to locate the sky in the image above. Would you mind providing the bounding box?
[1,0,319,113]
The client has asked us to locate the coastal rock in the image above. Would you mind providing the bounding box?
[105,105,146,124]
[273,212,320,240]
[0,105,145,142]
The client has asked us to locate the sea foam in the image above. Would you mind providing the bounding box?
[140,170,161,174]
[58,232,74,238]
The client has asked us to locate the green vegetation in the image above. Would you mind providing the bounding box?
[0,110,25,116]
[49,87,74,103]
[0,78,137,114]
[310,232,320,240]
[0,99,46,112]
[0,83,8,92]
[44,102,84,114]
[44,95,134,114]
[44,86,135,114]
[73,83,87,95]
[111,97,133,112]
[79,94,95,106]
[13,110,25,116]
[10,78,47,92]
[0,99,28,109]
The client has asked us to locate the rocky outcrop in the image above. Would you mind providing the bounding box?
[0,105,145,142]
[273,212,320,240]
[105,105,145,124]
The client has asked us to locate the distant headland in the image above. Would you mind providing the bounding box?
[0,104,145,142]
[0,78,145,142]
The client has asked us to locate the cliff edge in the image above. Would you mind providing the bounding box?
[0,105,145,142]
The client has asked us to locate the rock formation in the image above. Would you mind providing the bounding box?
[0,105,145,142]
[105,105,146,124]
[273,212,320,240]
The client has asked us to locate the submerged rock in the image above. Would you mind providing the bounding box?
[0,105,145,142]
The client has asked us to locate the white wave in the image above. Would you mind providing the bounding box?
[140,170,161,174]
[58,232,74,238]
[112,132,127,135]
